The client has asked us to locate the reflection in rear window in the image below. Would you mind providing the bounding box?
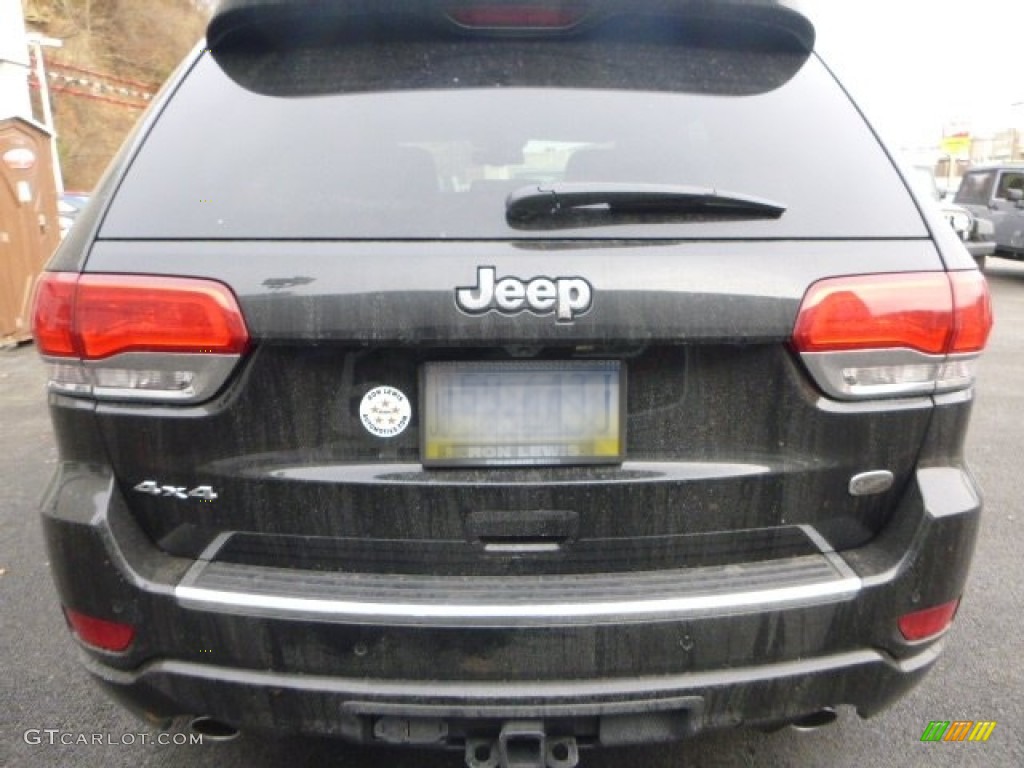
[101,45,926,240]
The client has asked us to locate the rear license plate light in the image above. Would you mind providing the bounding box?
[421,360,624,467]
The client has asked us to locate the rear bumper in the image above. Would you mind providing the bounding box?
[40,460,981,745]
[86,644,939,745]
[174,532,860,627]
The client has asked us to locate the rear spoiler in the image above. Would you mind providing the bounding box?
[207,0,815,53]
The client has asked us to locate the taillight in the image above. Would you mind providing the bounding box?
[794,273,953,355]
[64,608,136,652]
[898,598,960,642]
[793,271,992,399]
[31,272,250,403]
[73,275,248,359]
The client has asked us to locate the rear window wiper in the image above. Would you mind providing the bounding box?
[506,182,786,226]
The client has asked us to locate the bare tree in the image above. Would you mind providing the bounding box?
[26,0,207,188]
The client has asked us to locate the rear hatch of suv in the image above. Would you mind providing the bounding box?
[36,1,988,633]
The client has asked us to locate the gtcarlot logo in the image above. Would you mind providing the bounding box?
[23,729,204,746]
[920,720,997,742]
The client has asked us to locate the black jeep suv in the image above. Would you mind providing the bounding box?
[31,2,993,766]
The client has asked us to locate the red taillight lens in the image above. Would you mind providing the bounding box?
[447,4,585,29]
[64,608,136,652]
[31,273,249,360]
[898,598,960,642]
[31,272,79,357]
[949,270,993,353]
[74,275,249,359]
[793,273,954,355]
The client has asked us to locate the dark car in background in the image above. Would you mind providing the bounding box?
[955,163,1024,261]
[30,2,993,766]
[908,165,995,269]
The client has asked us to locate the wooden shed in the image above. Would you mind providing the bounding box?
[0,115,59,344]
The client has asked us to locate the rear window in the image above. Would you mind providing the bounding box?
[101,32,926,240]
[955,171,997,206]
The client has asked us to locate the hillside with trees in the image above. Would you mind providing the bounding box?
[22,0,209,190]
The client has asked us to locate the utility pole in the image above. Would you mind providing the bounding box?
[0,0,32,120]
[27,34,64,195]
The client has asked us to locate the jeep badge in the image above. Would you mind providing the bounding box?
[455,267,593,322]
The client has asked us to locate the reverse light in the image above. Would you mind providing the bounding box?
[793,271,992,399]
[31,273,250,403]
[64,608,136,652]
[898,599,960,642]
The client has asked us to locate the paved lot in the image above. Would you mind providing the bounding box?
[2,260,1022,767]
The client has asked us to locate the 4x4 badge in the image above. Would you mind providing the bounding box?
[455,266,592,322]
[133,480,218,500]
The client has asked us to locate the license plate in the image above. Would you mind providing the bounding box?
[421,361,624,467]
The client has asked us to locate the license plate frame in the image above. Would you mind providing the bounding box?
[421,360,625,467]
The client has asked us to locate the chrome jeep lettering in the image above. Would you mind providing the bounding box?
[455,267,592,322]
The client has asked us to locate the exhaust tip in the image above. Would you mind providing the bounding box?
[188,716,240,742]
[790,707,838,732]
